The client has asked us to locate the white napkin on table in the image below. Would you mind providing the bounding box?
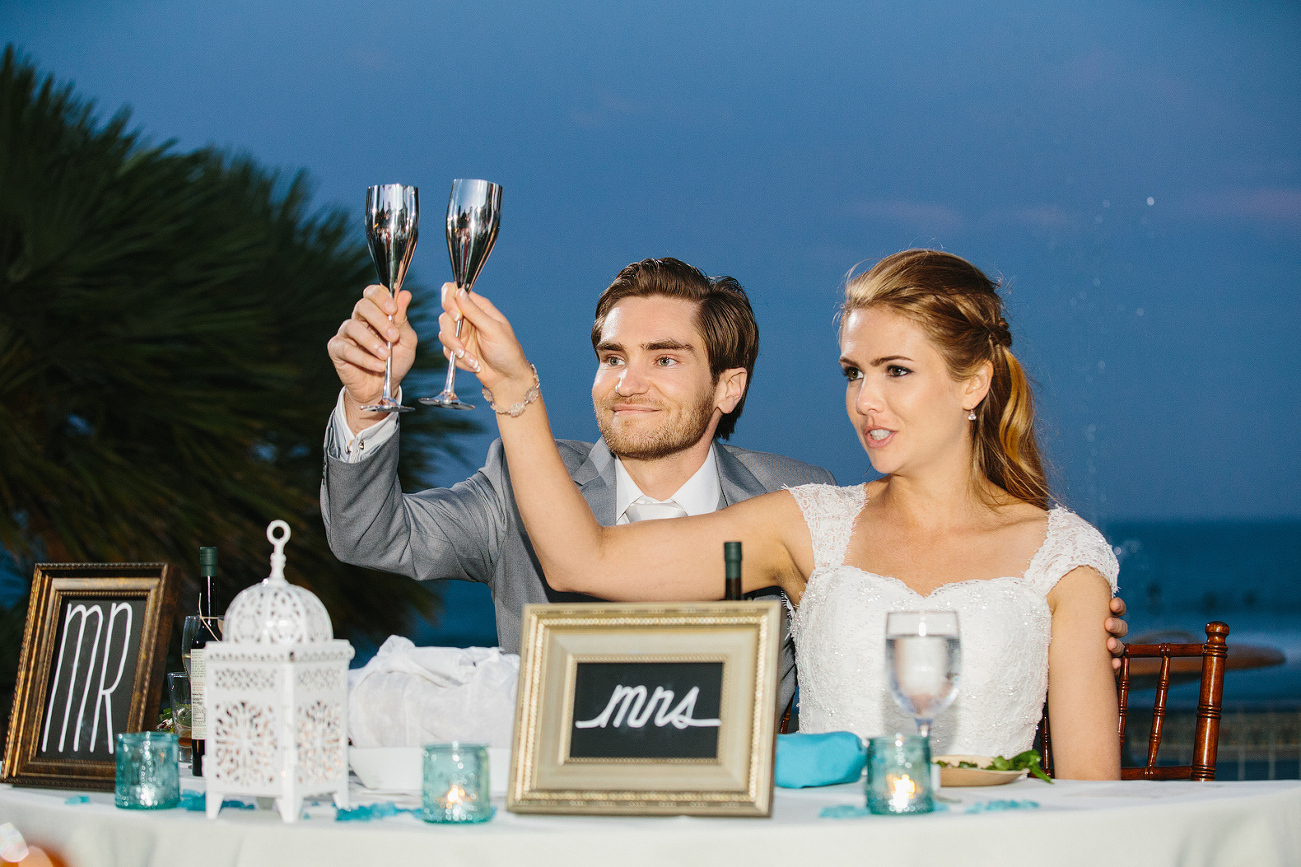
[347,636,520,749]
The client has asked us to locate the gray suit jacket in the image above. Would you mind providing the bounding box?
[320,417,835,719]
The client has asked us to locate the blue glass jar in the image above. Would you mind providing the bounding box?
[422,742,493,823]
[115,732,180,809]
[865,734,933,814]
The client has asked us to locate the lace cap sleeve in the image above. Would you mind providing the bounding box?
[1026,509,1120,596]
[786,483,866,571]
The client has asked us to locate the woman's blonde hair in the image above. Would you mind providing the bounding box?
[843,249,1050,509]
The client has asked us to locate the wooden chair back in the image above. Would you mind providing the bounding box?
[1118,620,1229,780]
[1037,621,1229,780]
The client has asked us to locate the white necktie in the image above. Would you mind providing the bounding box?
[624,496,688,523]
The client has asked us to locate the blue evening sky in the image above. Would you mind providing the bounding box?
[4,0,1299,522]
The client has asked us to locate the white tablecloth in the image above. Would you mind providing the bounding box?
[3,776,1299,867]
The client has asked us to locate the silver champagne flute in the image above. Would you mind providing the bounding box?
[360,184,418,413]
[422,178,502,409]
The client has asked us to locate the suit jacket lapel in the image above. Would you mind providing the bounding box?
[573,439,618,526]
[714,442,768,507]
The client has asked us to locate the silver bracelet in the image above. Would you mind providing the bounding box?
[483,364,540,417]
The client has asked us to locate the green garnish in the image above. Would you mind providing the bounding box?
[935,750,1052,783]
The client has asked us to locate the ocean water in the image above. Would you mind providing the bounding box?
[1106,520,1301,616]
[1104,520,1301,708]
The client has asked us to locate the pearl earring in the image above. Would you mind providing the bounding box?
[968,410,977,421]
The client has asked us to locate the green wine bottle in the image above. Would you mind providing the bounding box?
[189,546,219,776]
[724,541,742,601]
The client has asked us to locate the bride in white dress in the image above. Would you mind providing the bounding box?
[441,249,1121,779]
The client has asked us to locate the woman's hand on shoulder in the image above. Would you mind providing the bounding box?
[1106,595,1129,669]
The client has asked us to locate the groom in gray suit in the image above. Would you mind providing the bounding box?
[322,258,834,723]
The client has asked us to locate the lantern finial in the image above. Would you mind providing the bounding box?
[267,520,290,584]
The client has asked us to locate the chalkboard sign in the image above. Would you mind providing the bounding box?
[37,596,148,762]
[2,563,175,790]
[509,601,781,817]
[570,661,724,759]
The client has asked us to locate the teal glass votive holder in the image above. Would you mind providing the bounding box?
[865,734,933,814]
[115,732,180,809]
[422,742,492,823]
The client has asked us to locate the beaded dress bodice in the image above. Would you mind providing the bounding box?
[789,484,1118,756]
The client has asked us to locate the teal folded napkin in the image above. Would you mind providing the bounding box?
[775,731,867,788]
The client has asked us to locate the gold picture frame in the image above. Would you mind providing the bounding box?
[507,601,781,817]
[2,563,176,790]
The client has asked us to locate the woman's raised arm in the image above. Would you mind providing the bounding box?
[437,284,810,601]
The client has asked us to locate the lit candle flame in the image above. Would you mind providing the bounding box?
[445,785,464,805]
[889,774,916,811]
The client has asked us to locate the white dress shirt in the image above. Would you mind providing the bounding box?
[331,387,400,461]
[614,446,720,524]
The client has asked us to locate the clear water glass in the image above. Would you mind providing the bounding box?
[115,732,180,809]
[885,610,961,738]
[422,742,493,823]
[866,734,934,814]
[167,672,192,764]
[181,615,224,675]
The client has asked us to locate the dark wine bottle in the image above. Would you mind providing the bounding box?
[724,541,742,601]
[189,546,219,776]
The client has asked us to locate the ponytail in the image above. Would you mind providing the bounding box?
[977,346,1049,509]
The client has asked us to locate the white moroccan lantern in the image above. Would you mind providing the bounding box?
[203,521,354,822]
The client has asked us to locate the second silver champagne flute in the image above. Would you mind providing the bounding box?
[422,179,502,409]
[361,184,418,413]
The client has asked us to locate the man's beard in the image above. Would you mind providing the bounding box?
[595,394,717,461]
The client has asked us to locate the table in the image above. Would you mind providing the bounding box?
[3,776,1299,867]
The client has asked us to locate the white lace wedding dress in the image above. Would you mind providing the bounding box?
[789,484,1118,756]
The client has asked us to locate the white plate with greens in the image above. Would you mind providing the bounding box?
[934,754,1029,787]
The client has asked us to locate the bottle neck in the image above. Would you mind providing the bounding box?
[198,573,218,619]
[724,542,742,601]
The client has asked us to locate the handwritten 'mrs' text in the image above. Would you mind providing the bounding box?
[574,684,721,730]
